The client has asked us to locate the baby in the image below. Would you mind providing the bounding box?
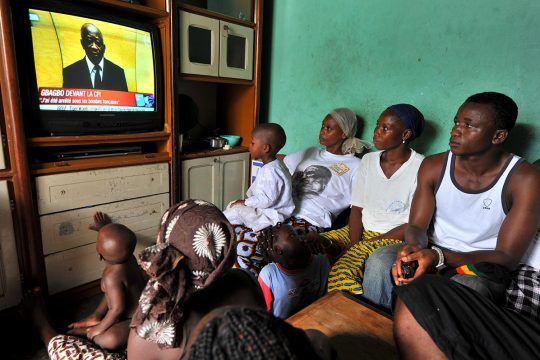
[67,212,145,350]
[223,123,295,232]
[258,224,339,319]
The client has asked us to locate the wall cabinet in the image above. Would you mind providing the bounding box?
[181,151,249,210]
[0,181,22,310]
[179,10,254,80]
[36,164,169,294]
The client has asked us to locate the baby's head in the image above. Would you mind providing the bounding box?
[96,223,137,264]
[250,123,286,159]
[269,224,311,270]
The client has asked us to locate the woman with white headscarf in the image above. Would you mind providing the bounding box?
[283,108,368,229]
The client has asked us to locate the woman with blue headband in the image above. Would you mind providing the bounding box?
[306,104,426,296]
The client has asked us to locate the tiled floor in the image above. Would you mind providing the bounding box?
[2,293,102,360]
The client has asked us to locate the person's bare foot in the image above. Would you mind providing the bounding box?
[89,211,112,232]
[20,287,59,345]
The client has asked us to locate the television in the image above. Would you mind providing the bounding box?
[13,1,164,136]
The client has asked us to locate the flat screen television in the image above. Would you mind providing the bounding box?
[13,1,164,136]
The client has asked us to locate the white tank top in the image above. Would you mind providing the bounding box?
[429,152,522,252]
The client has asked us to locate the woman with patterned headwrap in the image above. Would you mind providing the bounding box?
[234,108,368,276]
[128,199,264,360]
[306,104,426,296]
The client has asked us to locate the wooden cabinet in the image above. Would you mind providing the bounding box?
[181,151,249,210]
[0,181,22,310]
[174,0,262,211]
[0,0,174,301]
[179,10,254,80]
[174,0,262,152]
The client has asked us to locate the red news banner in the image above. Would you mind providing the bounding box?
[39,87,136,107]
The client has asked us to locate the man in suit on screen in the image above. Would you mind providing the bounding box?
[63,23,128,91]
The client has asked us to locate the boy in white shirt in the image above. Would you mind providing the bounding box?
[224,123,294,232]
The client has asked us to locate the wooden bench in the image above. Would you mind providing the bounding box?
[287,291,396,360]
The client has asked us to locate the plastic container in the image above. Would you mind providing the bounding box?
[220,135,241,147]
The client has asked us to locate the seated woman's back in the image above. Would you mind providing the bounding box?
[128,200,263,360]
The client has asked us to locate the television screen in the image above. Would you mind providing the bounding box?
[12,1,163,136]
[29,9,155,113]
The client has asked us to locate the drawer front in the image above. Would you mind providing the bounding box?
[45,243,106,295]
[36,163,169,215]
[41,193,169,255]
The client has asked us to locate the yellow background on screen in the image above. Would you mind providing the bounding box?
[29,9,155,94]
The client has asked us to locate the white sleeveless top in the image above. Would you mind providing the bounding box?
[429,152,523,252]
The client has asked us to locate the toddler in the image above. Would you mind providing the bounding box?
[224,123,294,231]
[67,212,145,350]
[258,224,340,319]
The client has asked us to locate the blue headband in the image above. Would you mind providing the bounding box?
[387,104,425,141]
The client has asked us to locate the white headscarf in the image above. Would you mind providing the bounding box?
[329,108,371,155]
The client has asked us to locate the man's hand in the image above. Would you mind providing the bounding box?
[392,244,438,285]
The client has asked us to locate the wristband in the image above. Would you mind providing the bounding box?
[431,245,445,270]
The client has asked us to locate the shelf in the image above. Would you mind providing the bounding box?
[30,152,170,175]
[27,131,171,147]
[90,0,168,18]
[178,3,255,28]
[179,74,253,85]
[178,146,249,160]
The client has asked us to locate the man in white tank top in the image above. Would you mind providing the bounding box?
[391,92,539,290]
[386,93,540,359]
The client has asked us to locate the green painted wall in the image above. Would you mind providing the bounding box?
[262,0,540,161]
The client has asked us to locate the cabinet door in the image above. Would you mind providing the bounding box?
[0,180,22,309]
[219,152,249,210]
[219,21,253,80]
[181,157,219,204]
[179,11,219,76]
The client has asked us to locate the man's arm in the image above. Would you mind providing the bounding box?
[392,154,444,283]
[443,162,540,268]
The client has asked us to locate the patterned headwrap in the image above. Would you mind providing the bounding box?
[386,104,425,141]
[131,199,235,348]
[329,108,371,155]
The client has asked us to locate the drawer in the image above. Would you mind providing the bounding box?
[36,163,169,215]
[45,243,105,294]
[41,193,169,255]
